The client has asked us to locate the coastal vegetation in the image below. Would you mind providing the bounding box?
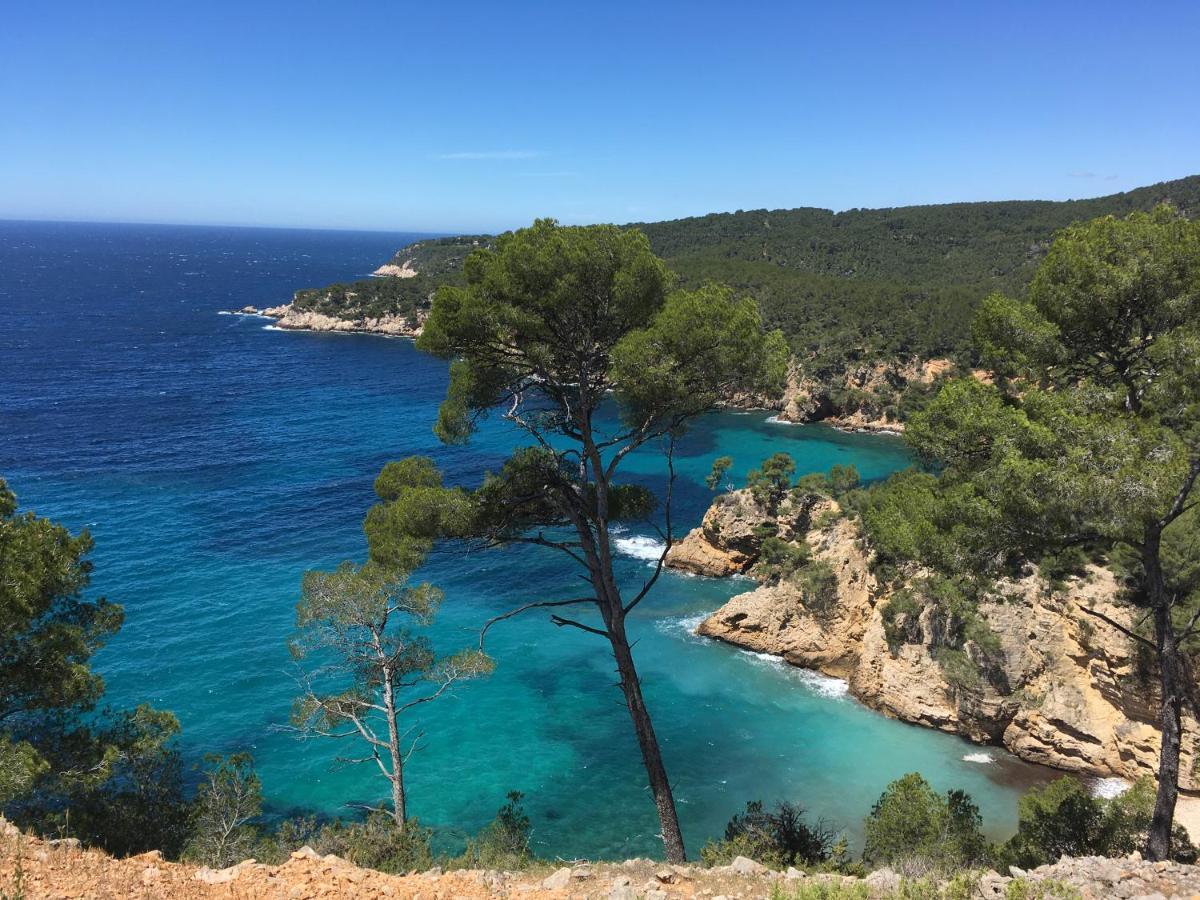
[294,176,1200,393]
[681,203,1200,863]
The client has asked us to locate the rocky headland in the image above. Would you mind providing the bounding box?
[233,302,425,337]
[666,488,1199,789]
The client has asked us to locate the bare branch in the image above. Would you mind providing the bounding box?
[550,615,609,637]
[478,597,596,650]
[1078,603,1156,650]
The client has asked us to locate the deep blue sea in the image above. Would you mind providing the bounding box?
[0,220,1053,859]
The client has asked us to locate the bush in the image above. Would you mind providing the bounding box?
[335,810,434,873]
[999,776,1196,867]
[454,791,534,870]
[881,590,923,651]
[797,560,839,615]
[862,773,987,875]
[701,800,836,869]
[935,648,982,692]
[754,537,811,583]
[183,752,263,867]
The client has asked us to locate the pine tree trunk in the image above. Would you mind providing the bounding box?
[607,616,687,863]
[1146,531,1181,861]
[382,677,408,828]
[1148,600,1183,860]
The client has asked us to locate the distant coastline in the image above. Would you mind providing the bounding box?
[225,303,422,338]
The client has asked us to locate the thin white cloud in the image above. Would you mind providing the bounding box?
[438,150,543,160]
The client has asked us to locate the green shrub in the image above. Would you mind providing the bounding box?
[881,590,923,651]
[797,560,839,615]
[306,810,433,874]
[1005,879,1082,900]
[862,773,987,875]
[754,537,811,583]
[935,648,982,692]
[183,752,263,867]
[999,776,1196,868]
[701,800,836,869]
[770,882,868,900]
[453,791,534,870]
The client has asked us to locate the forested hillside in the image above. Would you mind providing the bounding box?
[295,175,1200,373]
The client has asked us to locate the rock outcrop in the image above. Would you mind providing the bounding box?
[257,303,424,337]
[371,260,419,277]
[675,489,1198,787]
[760,356,956,434]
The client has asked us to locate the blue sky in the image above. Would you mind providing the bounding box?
[2,1,1197,233]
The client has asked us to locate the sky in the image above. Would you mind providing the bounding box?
[2,1,1198,234]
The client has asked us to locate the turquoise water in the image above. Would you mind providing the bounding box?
[0,221,1052,860]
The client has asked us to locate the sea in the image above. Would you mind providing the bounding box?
[0,219,1055,859]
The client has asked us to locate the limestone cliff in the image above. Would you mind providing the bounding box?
[234,303,425,337]
[765,357,955,434]
[671,488,1198,787]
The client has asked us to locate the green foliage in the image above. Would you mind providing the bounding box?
[862,773,988,875]
[796,560,839,616]
[304,177,1200,379]
[748,453,797,510]
[754,537,811,583]
[934,648,981,692]
[294,461,492,826]
[795,465,861,500]
[701,800,836,869]
[706,456,734,491]
[1004,881,1082,900]
[454,791,534,870]
[184,752,263,868]
[769,881,869,900]
[999,776,1196,868]
[407,219,788,861]
[312,810,435,874]
[0,480,189,857]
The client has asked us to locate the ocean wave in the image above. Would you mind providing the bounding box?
[613,534,665,563]
[962,752,995,764]
[745,651,850,699]
[765,415,802,426]
[1091,777,1130,799]
[655,612,710,643]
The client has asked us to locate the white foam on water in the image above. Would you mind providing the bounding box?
[765,415,801,426]
[1091,777,1131,799]
[613,534,666,563]
[743,651,850,699]
[795,668,851,699]
[963,752,995,764]
[655,612,710,644]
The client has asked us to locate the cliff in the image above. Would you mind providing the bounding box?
[668,489,1198,787]
[252,303,424,337]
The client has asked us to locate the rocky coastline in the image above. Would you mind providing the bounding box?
[228,303,424,337]
[666,487,1199,790]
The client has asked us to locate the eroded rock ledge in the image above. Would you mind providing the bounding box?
[233,303,424,337]
[667,487,1198,787]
